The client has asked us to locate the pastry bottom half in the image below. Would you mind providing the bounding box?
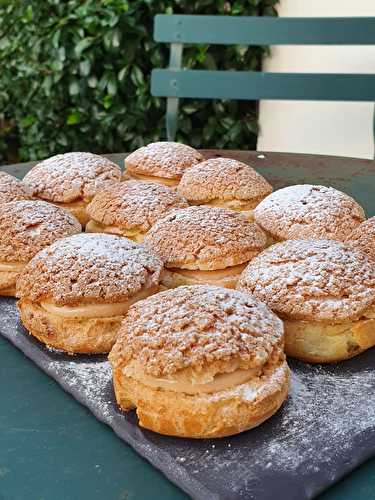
[161,263,248,290]
[0,264,24,297]
[86,220,146,243]
[54,199,89,227]
[111,361,290,438]
[18,299,125,354]
[284,315,375,363]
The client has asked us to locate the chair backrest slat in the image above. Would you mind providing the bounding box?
[152,14,375,145]
[152,70,375,102]
[154,15,375,45]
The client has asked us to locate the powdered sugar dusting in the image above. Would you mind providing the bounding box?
[1,298,374,500]
[238,239,375,321]
[23,152,121,203]
[17,233,164,305]
[125,142,204,179]
[254,184,365,241]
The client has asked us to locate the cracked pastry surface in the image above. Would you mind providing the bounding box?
[16,233,164,353]
[0,172,33,204]
[143,206,267,289]
[86,180,188,241]
[347,216,375,261]
[23,152,121,203]
[177,157,272,211]
[109,285,290,438]
[237,239,375,362]
[254,184,365,242]
[0,200,81,296]
[124,142,204,183]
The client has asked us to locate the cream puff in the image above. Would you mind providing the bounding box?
[86,180,188,242]
[143,206,267,289]
[109,285,290,438]
[124,142,204,187]
[0,171,33,204]
[23,152,121,226]
[346,216,375,261]
[237,239,375,363]
[254,184,365,243]
[177,157,273,219]
[16,233,163,354]
[0,200,81,297]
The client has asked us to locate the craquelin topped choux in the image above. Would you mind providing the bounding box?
[109,285,290,438]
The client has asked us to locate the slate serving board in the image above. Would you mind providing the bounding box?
[1,297,374,500]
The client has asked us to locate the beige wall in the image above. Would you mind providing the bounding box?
[257,0,375,158]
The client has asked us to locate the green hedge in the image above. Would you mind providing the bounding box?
[0,0,278,165]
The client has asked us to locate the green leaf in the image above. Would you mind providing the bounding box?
[79,60,91,76]
[103,95,113,109]
[130,66,144,86]
[66,111,81,125]
[51,60,63,72]
[69,80,80,96]
[75,37,94,58]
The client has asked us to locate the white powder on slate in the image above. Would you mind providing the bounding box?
[1,297,374,499]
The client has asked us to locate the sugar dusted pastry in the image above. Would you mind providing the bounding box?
[23,152,121,226]
[143,206,267,289]
[0,200,81,297]
[17,233,163,354]
[124,141,204,187]
[109,285,290,438]
[347,216,375,261]
[177,157,272,219]
[238,239,375,363]
[86,180,188,242]
[0,171,33,204]
[254,184,365,242]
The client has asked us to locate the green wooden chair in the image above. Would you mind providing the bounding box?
[151,15,375,144]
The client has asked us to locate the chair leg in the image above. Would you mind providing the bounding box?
[166,97,179,141]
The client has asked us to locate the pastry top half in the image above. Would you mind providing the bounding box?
[87,180,188,233]
[347,216,375,261]
[109,285,284,382]
[125,142,204,180]
[254,184,365,241]
[16,233,164,306]
[238,239,375,322]
[23,152,121,203]
[177,157,272,206]
[0,172,33,204]
[0,200,81,263]
[143,206,267,270]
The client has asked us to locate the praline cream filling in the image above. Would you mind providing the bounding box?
[54,199,87,209]
[169,263,248,282]
[40,287,157,318]
[123,361,261,395]
[85,220,145,242]
[126,171,179,187]
[204,198,259,211]
[0,262,26,272]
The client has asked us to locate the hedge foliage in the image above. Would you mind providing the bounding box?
[0,0,278,164]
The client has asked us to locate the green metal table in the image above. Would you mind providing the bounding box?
[1,150,375,500]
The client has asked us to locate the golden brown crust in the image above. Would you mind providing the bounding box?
[87,180,188,233]
[177,158,272,204]
[23,152,121,203]
[111,361,289,438]
[160,264,246,290]
[125,142,204,180]
[143,206,267,270]
[0,200,81,263]
[0,271,19,296]
[283,316,375,363]
[254,184,365,241]
[346,216,375,261]
[18,299,123,354]
[0,172,33,204]
[16,233,164,306]
[109,285,284,378]
[237,239,375,322]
